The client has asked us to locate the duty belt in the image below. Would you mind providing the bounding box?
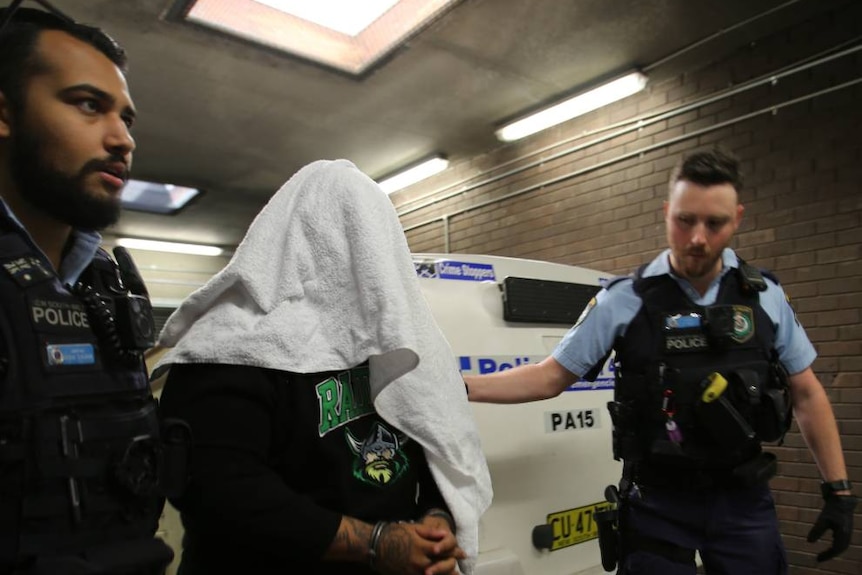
[634,451,777,490]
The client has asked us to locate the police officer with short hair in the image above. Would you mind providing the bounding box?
[465,149,856,574]
[0,2,179,574]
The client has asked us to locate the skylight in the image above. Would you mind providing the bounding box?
[181,0,459,75]
[253,0,399,37]
[121,179,202,215]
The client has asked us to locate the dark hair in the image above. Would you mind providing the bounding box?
[0,6,127,112]
[669,148,744,193]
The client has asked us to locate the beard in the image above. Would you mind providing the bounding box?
[677,248,722,280]
[365,463,394,484]
[9,126,123,231]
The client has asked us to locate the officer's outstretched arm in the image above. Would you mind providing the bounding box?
[465,356,578,404]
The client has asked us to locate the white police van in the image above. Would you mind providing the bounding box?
[414,254,618,575]
[148,253,620,575]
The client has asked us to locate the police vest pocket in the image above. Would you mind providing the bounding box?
[757,388,790,442]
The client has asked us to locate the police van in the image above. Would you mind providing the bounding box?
[147,253,620,575]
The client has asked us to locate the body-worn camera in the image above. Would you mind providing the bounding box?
[113,293,155,351]
[703,305,735,348]
[106,247,155,352]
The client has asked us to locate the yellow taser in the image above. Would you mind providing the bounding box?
[701,372,728,403]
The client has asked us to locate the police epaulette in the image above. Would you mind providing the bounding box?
[603,263,647,291]
[629,262,667,296]
[604,275,633,291]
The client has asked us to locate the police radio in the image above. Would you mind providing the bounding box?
[72,247,155,365]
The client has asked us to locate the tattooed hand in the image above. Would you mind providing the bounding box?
[376,521,465,575]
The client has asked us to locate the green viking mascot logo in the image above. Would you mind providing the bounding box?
[346,422,409,487]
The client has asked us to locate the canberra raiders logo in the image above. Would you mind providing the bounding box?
[731,305,754,343]
[346,422,409,487]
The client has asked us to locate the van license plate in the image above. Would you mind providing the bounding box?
[546,501,610,551]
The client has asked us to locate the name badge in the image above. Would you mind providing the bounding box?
[664,313,702,329]
[46,343,96,366]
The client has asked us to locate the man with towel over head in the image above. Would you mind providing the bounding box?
[151,159,492,575]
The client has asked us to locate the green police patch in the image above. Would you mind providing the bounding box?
[731,305,754,343]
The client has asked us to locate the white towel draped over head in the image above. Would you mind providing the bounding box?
[153,159,492,572]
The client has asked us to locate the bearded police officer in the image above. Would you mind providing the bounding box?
[0,2,179,574]
[465,149,855,574]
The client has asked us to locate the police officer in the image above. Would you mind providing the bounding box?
[465,149,856,573]
[0,2,175,574]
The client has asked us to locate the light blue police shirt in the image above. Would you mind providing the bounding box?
[0,198,101,286]
[552,248,817,378]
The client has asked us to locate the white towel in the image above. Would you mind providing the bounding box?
[153,159,492,572]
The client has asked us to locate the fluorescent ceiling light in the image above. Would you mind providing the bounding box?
[116,238,224,257]
[253,0,399,37]
[121,179,201,214]
[496,71,648,142]
[377,156,449,194]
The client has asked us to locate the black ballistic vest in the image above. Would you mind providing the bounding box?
[0,231,172,574]
[607,263,791,472]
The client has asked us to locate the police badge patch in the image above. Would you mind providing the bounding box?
[731,305,754,343]
[574,297,597,328]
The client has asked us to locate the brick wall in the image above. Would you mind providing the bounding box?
[392,3,862,573]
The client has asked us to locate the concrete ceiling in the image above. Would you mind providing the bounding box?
[55,0,847,249]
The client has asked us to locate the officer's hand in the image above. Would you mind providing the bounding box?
[806,494,857,562]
